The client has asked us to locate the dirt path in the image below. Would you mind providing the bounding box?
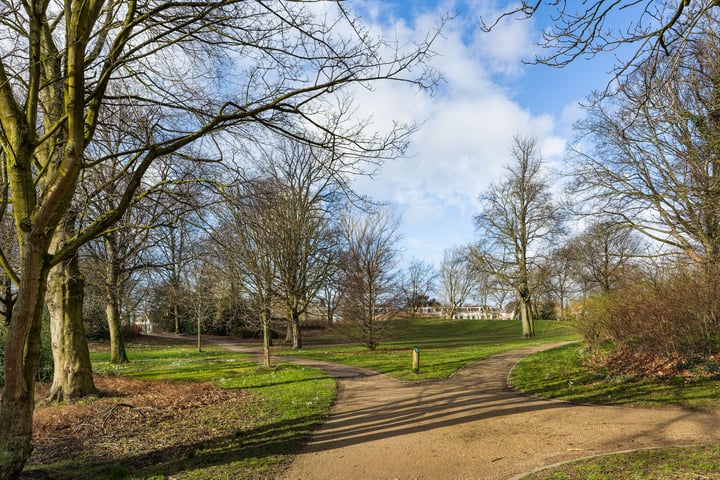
[208,339,720,480]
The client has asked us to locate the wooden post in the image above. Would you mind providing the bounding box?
[412,346,420,374]
[197,316,202,353]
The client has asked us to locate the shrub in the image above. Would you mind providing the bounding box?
[84,303,110,340]
[574,295,615,348]
[538,299,558,320]
[122,322,142,338]
[577,266,720,377]
[0,315,53,387]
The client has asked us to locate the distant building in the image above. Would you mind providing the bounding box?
[133,313,154,334]
[417,305,513,320]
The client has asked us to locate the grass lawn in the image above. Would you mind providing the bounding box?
[511,342,720,479]
[25,343,335,480]
[24,318,720,479]
[279,318,580,380]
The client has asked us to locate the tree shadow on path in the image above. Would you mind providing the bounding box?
[258,341,720,480]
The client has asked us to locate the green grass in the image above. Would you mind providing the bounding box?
[280,318,579,380]
[522,445,720,479]
[28,320,720,479]
[510,343,720,409]
[26,343,335,480]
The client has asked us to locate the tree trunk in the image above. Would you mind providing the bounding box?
[519,297,535,338]
[0,237,51,479]
[173,299,180,334]
[106,294,129,364]
[197,314,202,353]
[46,261,96,401]
[290,309,302,349]
[284,322,292,343]
[262,308,272,368]
[46,269,97,402]
[104,235,129,364]
[46,214,96,402]
[326,301,336,326]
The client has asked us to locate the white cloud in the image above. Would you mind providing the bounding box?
[470,5,540,76]
[356,14,554,187]
[344,0,583,265]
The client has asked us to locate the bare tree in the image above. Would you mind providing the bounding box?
[210,139,348,350]
[338,208,402,350]
[187,239,240,338]
[85,184,146,365]
[0,1,442,474]
[260,140,344,349]
[400,259,437,316]
[567,221,645,295]
[570,24,720,272]
[185,245,218,353]
[474,136,565,337]
[215,179,284,367]
[439,247,476,319]
[82,114,214,363]
[539,244,580,321]
[473,263,504,318]
[89,201,170,365]
[319,280,343,326]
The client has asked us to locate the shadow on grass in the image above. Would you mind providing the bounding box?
[26,342,720,480]
[24,412,324,479]
[25,384,571,480]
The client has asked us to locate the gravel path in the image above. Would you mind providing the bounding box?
[208,339,720,480]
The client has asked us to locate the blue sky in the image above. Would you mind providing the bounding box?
[341,0,621,268]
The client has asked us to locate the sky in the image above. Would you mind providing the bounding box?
[343,0,621,267]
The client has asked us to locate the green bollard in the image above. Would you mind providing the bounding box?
[412,346,420,374]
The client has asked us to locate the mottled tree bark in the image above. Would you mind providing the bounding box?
[46,265,96,401]
[46,213,96,402]
[290,309,302,349]
[0,232,53,479]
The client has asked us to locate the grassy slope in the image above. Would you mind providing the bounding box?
[511,343,720,409]
[280,318,579,380]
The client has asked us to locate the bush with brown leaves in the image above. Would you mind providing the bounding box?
[576,267,720,378]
